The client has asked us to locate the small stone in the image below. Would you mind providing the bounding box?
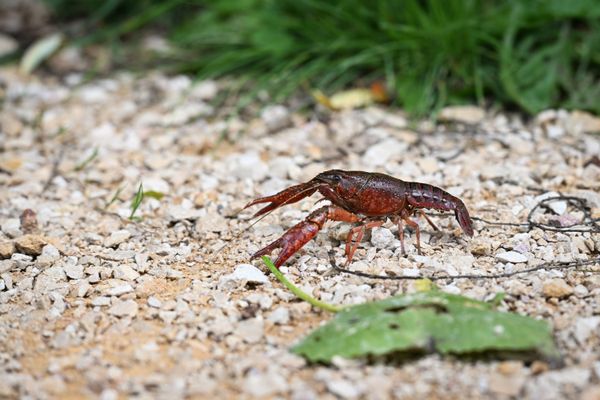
[221,264,269,285]
[495,251,528,263]
[534,192,567,215]
[83,233,103,244]
[542,278,573,298]
[64,263,84,280]
[574,316,600,345]
[76,281,90,297]
[489,373,525,397]
[12,253,33,269]
[1,218,21,238]
[191,80,218,100]
[19,209,38,233]
[159,311,177,324]
[244,370,288,397]
[1,273,14,290]
[246,293,273,310]
[147,296,162,308]
[237,318,264,344]
[568,110,600,134]
[0,242,15,259]
[166,268,184,279]
[573,284,589,297]
[469,238,491,256]
[106,284,134,296]
[229,152,268,181]
[113,264,140,281]
[261,105,290,131]
[14,234,47,256]
[439,105,485,124]
[363,138,407,167]
[87,272,100,284]
[166,204,202,222]
[108,299,138,317]
[326,379,361,399]
[370,227,394,249]
[41,244,60,260]
[91,296,111,306]
[328,223,352,241]
[497,361,523,375]
[268,307,290,325]
[530,361,549,375]
[104,230,131,248]
[208,315,234,336]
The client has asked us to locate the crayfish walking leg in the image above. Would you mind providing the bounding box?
[251,205,361,268]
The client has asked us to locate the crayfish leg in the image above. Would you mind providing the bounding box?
[396,210,422,255]
[251,205,360,268]
[345,220,384,266]
[419,210,440,231]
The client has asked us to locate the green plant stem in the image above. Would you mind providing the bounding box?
[262,256,342,313]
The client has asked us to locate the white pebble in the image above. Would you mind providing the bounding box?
[363,138,407,167]
[268,307,290,325]
[147,296,162,308]
[370,227,394,249]
[261,105,290,131]
[104,230,131,248]
[91,296,111,306]
[106,284,134,296]
[222,264,269,284]
[108,299,138,317]
[41,244,60,260]
[1,218,21,238]
[495,251,528,263]
[574,316,600,345]
[327,379,361,399]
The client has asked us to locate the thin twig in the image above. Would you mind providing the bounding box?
[328,251,600,281]
[41,147,65,193]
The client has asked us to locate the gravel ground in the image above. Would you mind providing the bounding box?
[1,66,599,399]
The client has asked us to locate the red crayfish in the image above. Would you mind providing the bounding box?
[244,170,474,268]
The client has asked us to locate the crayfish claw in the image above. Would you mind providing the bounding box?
[244,181,320,218]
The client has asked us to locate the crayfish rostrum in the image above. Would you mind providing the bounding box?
[244,170,474,268]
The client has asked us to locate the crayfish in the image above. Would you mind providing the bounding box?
[244,170,474,268]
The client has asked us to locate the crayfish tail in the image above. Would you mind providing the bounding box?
[454,202,474,237]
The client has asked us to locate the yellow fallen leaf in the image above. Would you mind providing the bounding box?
[20,33,64,75]
[413,278,436,292]
[312,83,389,111]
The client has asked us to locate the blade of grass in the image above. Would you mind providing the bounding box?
[105,185,125,209]
[261,256,342,313]
[73,148,99,171]
[129,182,144,220]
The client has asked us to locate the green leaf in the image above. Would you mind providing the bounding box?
[144,190,165,200]
[20,33,64,75]
[292,290,560,363]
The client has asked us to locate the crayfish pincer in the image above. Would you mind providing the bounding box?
[244,169,474,269]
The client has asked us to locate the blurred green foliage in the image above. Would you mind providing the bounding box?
[44,0,600,115]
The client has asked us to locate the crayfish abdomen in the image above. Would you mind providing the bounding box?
[244,169,473,268]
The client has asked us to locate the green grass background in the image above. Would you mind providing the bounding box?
[44,0,600,115]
